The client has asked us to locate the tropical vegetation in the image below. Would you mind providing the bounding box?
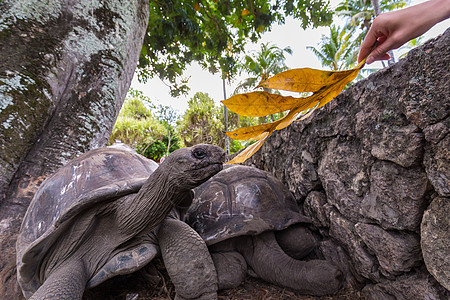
[235,42,293,93]
[138,0,333,96]
[112,0,426,162]
[109,90,182,161]
[307,25,355,71]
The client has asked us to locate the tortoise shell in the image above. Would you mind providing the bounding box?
[16,145,159,297]
[185,165,311,246]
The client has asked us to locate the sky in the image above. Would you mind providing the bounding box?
[130,0,450,114]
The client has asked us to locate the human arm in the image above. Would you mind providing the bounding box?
[358,0,450,64]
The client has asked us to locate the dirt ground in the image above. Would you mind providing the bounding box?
[84,259,363,300]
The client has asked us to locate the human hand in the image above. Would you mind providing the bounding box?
[358,0,450,64]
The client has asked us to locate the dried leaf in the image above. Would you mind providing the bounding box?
[242,8,250,16]
[258,59,365,93]
[227,133,270,164]
[222,92,309,117]
[224,58,367,164]
[225,122,274,141]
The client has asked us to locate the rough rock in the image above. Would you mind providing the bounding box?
[362,271,449,300]
[247,29,450,297]
[328,210,380,282]
[354,223,422,277]
[421,197,450,290]
[424,135,450,196]
[303,191,330,228]
[360,160,429,231]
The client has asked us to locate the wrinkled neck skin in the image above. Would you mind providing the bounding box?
[115,166,188,238]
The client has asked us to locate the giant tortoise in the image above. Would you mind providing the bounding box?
[186,165,343,296]
[17,144,225,300]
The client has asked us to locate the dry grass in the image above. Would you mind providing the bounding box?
[84,258,363,300]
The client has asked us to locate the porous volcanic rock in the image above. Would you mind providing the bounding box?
[246,29,450,298]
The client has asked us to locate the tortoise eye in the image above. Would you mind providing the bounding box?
[193,148,207,159]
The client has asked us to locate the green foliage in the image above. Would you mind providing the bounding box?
[138,0,333,96]
[229,138,246,154]
[153,104,179,128]
[336,0,409,48]
[307,25,355,71]
[109,97,166,147]
[109,90,182,161]
[235,42,293,93]
[137,134,182,161]
[178,92,225,147]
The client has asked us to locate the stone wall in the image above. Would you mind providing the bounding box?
[246,29,449,299]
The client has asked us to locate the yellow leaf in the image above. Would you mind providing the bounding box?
[222,92,305,117]
[242,8,250,16]
[258,68,355,93]
[223,57,367,164]
[225,122,274,140]
[258,58,366,93]
[193,2,201,11]
[226,133,270,164]
[274,101,318,130]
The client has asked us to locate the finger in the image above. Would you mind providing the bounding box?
[358,30,379,63]
[376,35,387,43]
[367,53,391,64]
[366,38,396,64]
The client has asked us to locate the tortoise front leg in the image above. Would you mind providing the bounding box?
[210,251,247,290]
[30,260,88,300]
[157,218,218,300]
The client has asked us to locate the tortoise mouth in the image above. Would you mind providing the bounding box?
[188,162,223,183]
[199,162,223,174]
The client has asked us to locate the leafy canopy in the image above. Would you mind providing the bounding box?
[138,0,332,96]
[109,94,166,148]
[307,25,355,71]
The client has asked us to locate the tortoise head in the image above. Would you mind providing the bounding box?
[161,144,225,189]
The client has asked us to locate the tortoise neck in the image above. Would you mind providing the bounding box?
[116,166,185,237]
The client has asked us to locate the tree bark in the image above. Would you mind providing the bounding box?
[222,77,230,155]
[0,0,149,298]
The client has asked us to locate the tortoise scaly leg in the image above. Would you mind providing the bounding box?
[158,218,218,300]
[238,231,343,296]
[210,251,247,290]
[29,261,88,300]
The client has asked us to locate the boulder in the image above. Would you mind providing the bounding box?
[247,29,450,297]
[421,197,450,290]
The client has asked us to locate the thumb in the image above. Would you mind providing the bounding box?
[366,40,394,64]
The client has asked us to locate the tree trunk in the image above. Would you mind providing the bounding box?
[166,125,171,156]
[222,77,230,155]
[0,0,149,298]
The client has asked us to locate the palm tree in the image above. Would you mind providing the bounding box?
[235,42,293,94]
[307,25,355,71]
[234,42,293,122]
[336,0,409,65]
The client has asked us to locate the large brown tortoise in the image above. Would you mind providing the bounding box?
[186,165,343,296]
[16,144,225,300]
